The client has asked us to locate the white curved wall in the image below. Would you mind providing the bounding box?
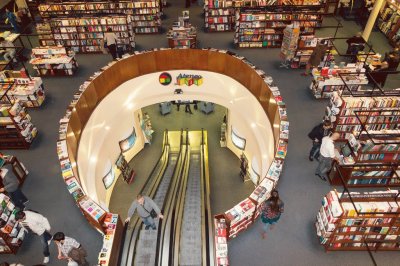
[77,70,275,209]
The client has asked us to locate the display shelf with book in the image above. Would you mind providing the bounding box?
[0,70,45,108]
[167,14,197,48]
[310,64,368,99]
[234,6,324,48]
[0,193,25,254]
[378,0,400,47]
[279,23,300,67]
[37,16,136,53]
[316,189,400,251]
[214,215,229,265]
[0,102,38,150]
[98,213,124,266]
[204,0,235,32]
[326,96,400,141]
[290,36,334,69]
[38,1,161,34]
[30,46,78,76]
[0,154,29,189]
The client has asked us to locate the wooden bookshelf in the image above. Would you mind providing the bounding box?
[378,0,400,47]
[37,16,135,53]
[234,6,324,48]
[38,1,161,34]
[316,190,400,251]
[0,102,38,150]
[0,193,26,254]
[0,155,29,188]
[204,0,235,32]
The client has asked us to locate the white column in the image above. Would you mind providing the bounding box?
[362,0,385,41]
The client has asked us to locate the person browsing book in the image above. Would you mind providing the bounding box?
[103,27,119,60]
[260,189,284,239]
[315,132,340,181]
[125,194,163,230]
[307,120,332,161]
[53,232,88,266]
[15,210,52,264]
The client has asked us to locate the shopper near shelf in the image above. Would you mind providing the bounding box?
[301,40,328,76]
[315,132,340,181]
[125,194,164,230]
[53,232,88,266]
[0,164,28,210]
[384,48,400,71]
[15,210,52,264]
[5,8,20,33]
[346,32,365,56]
[0,37,17,63]
[369,61,389,87]
[307,120,332,161]
[260,189,284,239]
[104,27,119,60]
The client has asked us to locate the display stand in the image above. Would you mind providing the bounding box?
[167,13,197,48]
[30,46,78,76]
[280,24,300,69]
[98,214,124,266]
[200,101,214,114]
[140,112,154,144]
[0,102,38,150]
[310,64,368,99]
[0,70,45,108]
[220,122,227,147]
[0,193,26,254]
[316,189,400,251]
[116,154,135,185]
[159,102,172,115]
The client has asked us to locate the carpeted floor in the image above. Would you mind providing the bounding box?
[2,1,400,265]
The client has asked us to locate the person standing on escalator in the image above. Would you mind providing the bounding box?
[125,194,163,230]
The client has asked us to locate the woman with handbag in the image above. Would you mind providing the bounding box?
[125,194,164,230]
[103,27,119,60]
[260,190,284,239]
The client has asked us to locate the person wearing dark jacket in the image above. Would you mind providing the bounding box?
[370,61,389,87]
[301,40,328,76]
[346,32,365,55]
[308,120,332,161]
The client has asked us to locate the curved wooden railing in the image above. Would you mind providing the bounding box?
[60,49,287,265]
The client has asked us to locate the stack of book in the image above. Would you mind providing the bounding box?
[30,46,78,76]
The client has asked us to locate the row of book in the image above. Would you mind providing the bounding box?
[239,13,321,21]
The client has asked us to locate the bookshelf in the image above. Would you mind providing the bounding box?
[30,46,78,76]
[204,0,235,32]
[378,0,400,47]
[37,16,135,53]
[326,96,400,141]
[0,70,45,108]
[290,36,334,69]
[214,215,229,265]
[98,214,123,266]
[0,155,29,188]
[310,65,368,99]
[0,102,38,150]
[234,6,324,48]
[316,189,400,251]
[167,15,197,48]
[38,1,161,34]
[0,193,26,254]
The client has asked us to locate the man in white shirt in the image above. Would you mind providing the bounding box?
[315,132,340,181]
[15,210,52,264]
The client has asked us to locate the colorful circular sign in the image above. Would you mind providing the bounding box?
[159,72,172,86]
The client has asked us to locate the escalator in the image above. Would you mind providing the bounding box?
[119,130,186,266]
[157,130,214,266]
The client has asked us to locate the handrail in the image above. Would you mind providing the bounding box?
[202,129,215,266]
[118,130,170,266]
[171,129,191,266]
[156,129,187,266]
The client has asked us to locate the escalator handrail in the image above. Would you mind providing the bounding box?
[171,129,192,266]
[119,130,170,265]
[155,129,187,266]
[201,129,215,266]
